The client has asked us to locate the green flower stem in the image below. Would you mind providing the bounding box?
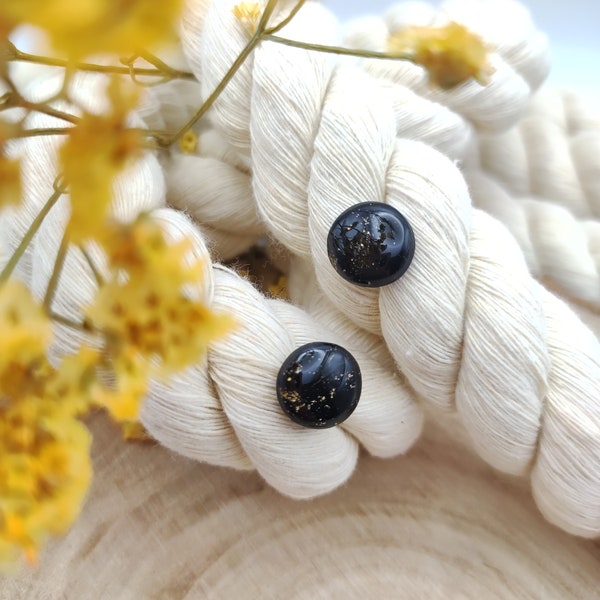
[17,127,71,138]
[23,101,79,125]
[1,73,79,123]
[78,245,104,287]
[154,38,261,146]
[43,230,69,311]
[0,184,65,284]
[265,0,306,35]
[11,46,195,81]
[156,0,280,147]
[262,33,416,63]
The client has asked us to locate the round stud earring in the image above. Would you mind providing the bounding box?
[327,201,415,287]
[276,342,361,429]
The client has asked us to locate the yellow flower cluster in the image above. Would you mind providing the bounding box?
[1,0,183,58]
[232,1,264,35]
[388,21,494,89]
[0,282,93,565]
[60,78,143,243]
[87,215,233,424]
[0,212,232,564]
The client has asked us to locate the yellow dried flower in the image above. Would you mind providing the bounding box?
[178,129,198,155]
[0,281,52,379]
[0,408,92,566]
[43,347,100,418]
[0,0,183,59]
[0,283,96,565]
[120,420,153,442]
[93,348,149,422]
[59,78,143,243]
[87,216,233,423]
[232,1,264,35]
[387,21,494,89]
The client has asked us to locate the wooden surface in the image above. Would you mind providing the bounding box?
[1,410,598,599]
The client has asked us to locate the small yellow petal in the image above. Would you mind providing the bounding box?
[59,79,143,243]
[268,275,289,300]
[232,1,264,35]
[178,130,198,155]
[120,420,153,442]
[1,0,183,58]
[388,21,494,89]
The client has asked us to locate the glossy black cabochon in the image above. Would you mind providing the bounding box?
[327,201,415,287]
[276,342,361,429]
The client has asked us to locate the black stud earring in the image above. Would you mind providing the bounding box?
[327,201,415,287]
[276,342,361,429]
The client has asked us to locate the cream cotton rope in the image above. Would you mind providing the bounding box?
[182,0,600,536]
[464,168,600,310]
[342,0,550,133]
[2,0,599,539]
[342,5,600,310]
[135,76,267,260]
[175,0,588,303]
[164,131,266,260]
[1,71,424,500]
[465,88,600,309]
[476,88,600,215]
[190,0,551,259]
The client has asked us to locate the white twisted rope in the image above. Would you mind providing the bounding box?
[464,88,600,308]
[341,5,600,309]
[329,3,600,308]
[135,76,266,260]
[164,141,265,260]
[342,0,550,133]
[2,71,424,500]
[464,169,600,309]
[182,0,600,536]
[477,88,600,217]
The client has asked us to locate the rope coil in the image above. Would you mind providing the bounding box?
[181,0,600,536]
[2,71,424,500]
[2,0,599,539]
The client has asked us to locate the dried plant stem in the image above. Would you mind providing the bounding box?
[0,184,65,284]
[11,47,195,81]
[43,231,69,310]
[266,0,306,35]
[49,311,90,332]
[155,38,261,146]
[79,245,105,286]
[156,0,280,147]
[262,34,415,63]
[23,101,79,124]
[18,127,71,138]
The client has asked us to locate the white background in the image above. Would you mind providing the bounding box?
[325,0,600,100]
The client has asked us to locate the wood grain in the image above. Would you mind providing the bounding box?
[1,410,598,599]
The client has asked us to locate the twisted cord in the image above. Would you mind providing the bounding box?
[467,87,600,307]
[342,0,550,132]
[465,169,600,308]
[2,71,424,499]
[135,77,267,259]
[164,145,265,260]
[477,88,600,218]
[185,0,600,536]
